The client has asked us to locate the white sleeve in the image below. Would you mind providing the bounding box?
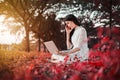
[74,28,87,49]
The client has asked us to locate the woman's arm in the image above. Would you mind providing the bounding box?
[68,48,80,54]
[66,33,72,49]
[58,48,80,56]
[65,26,73,49]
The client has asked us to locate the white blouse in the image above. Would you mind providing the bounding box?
[51,26,89,64]
[68,27,89,62]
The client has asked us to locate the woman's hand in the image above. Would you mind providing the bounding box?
[65,26,72,34]
[57,50,68,56]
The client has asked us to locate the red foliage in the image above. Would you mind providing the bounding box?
[68,74,81,80]
[12,27,120,80]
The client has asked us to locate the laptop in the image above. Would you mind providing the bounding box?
[44,41,69,63]
[44,41,59,54]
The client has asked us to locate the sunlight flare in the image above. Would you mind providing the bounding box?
[0,15,25,44]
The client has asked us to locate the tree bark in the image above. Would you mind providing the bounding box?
[25,25,30,52]
[109,0,112,39]
[38,37,41,52]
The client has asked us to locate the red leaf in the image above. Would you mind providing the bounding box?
[64,55,69,63]
[68,74,81,80]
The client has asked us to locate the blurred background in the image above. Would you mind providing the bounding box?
[0,0,120,52]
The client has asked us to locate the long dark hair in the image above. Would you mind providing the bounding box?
[64,14,80,46]
[64,14,80,26]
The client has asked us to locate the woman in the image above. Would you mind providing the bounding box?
[51,14,89,64]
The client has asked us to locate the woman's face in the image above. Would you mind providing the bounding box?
[65,21,74,29]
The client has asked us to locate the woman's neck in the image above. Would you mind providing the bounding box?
[72,24,78,29]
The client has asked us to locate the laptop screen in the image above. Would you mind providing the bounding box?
[44,41,58,54]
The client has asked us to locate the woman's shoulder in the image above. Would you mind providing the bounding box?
[76,26,85,31]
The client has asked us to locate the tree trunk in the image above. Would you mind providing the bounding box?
[38,37,40,52]
[109,0,112,39]
[25,26,30,52]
